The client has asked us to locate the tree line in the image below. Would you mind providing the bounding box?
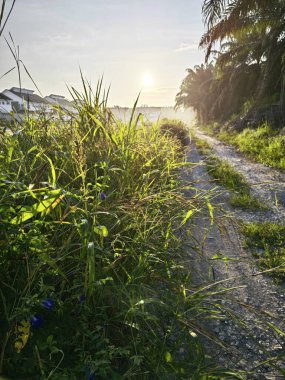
[176,0,285,128]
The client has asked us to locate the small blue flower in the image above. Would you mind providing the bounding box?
[100,192,107,201]
[42,298,55,310]
[30,314,44,329]
[79,294,86,303]
[85,369,96,380]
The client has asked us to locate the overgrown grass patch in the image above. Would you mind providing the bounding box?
[242,222,285,279]
[0,80,239,379]
[201,123,285,171]
[194,135,264,210]
[159,118,190,147]
[230,193,265,210]
[195,137,213,156]
[236,125,285,170]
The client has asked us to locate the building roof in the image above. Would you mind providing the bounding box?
[45,94,74,109]
[0,93,12,101]
[11,87,34,94]
[9,88,47,104]
[49,94,65,99]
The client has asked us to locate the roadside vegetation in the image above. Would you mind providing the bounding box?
[176,1,285,129]
[159,118,190,147]
[199,123,285,171]
[175,1,285,172]
[1,0,285,377]
[195,138,264,210]
[242,222,285,280]
[0,81,240,379]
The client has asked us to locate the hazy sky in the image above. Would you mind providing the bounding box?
[0,0,205,106]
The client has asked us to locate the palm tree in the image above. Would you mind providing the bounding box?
[175,64,215,122]
[201,0,285,124]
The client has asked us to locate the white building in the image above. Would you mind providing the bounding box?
[45,94,77,114]
[2,87,51,113]
[0,93,13,113]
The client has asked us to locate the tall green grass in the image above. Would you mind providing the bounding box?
[159,118,190,147]
[0,80,239,379]
[195,138,264,210]
[242,222,285,280]
[236,125,285,170]
[200,123,285,171]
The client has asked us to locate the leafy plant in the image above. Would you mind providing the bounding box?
[159,118,190,147]
[203,123,285,171]
[194,135,265,210]
[242,222,285,279]
[0,79,235,379]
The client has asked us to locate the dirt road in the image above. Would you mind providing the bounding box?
[181,133,285,379]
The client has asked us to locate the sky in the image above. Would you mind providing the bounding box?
[0,0,205,107]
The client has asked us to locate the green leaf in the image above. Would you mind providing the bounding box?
[267,322,285,337]
[181,209,194,226]
[165,351,172,363]
[10,189,64,224]
[94,225,108,238]
[207,199,214,225]
[44,154,57,186]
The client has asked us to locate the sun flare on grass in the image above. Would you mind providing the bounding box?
[142,72,154,88]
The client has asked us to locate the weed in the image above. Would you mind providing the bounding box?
[0,79,235,379]
[195,137,213,155]
[159,118,190,147]
[201,123,285,171]
[193,134,265,210]
[230,193,266,210]
[205,156,264,210]
[242,222,285,279]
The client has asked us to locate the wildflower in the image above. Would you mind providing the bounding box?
[87,371,96,380]
[30,314,43,329]
[79,294,86,303]
[42,298,55,311]
[100,192,107,201]
[85,368,96,380]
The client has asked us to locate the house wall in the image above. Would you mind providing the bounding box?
[2,90,52,113]
[2,89,22,104]
[45,96,76,114]
[30,102,52,113]
[0,100,13,113]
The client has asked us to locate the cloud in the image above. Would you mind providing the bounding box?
[143,87,178,95]
[174,42,197,52]
[47,33,87,48]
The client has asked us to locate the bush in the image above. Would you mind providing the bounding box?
[159,118,190,147]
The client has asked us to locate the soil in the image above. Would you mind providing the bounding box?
[181,129,285,379]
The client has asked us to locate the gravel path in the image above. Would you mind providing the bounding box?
[193,128,285,223]
[181,134,285,379]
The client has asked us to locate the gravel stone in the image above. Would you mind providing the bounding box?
[180,134,285,378]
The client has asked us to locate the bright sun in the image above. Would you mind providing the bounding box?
[142,73,154,88]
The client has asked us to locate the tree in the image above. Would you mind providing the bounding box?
[175,64,214,123]
[175,0,285,126]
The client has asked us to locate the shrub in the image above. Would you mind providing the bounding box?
[159,118,190,147]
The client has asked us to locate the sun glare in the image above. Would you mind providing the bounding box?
[142,73,154,88]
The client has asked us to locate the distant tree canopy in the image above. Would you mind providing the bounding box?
[176,0,285,127]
